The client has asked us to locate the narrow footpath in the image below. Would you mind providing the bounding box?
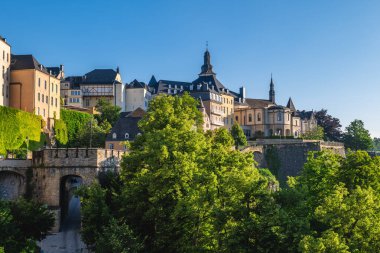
[39,196,88,253]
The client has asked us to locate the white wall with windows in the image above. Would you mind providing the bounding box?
[0,38,10,106]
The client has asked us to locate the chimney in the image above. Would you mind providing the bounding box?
[60,64,64,72]
[116,66,120,74]
[239,86,246,100]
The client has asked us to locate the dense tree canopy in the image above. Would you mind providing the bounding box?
[314,109,343,141]
[0,198,54,253]
[95,98,121,126]
[78,94,380,253]
[343,119,373,151]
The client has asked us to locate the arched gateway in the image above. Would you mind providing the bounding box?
[0,148,126,232]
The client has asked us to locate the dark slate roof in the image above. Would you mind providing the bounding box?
[82,69,121,84]
[46,67,61,77]
[64,76,83,89]
[11,54,49,74]
[268,105,288,110]
[150,79,191,94]
[126,79,147,89]
[106,108,146,141]
[245,98,275,108]
[286,97,296,111]
[297,110,315,120]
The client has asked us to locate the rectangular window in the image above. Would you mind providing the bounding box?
[7,53,9,62]
[38,78,41,87]
[43,108,45,117]
[44,81,47,89]
[56,84,58,93]
[38,93,40,101]
[46,96,49,104]
[52,83,54,92]
[55,98,57,107]
[42,95,44,103]
[51,97,53,105]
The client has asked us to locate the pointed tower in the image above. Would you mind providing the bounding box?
[269,74,275,103]
[199,49,216,76]
[287,97,295,111]
[148,75,157,86]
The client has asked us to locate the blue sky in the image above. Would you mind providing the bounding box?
[3,0,380,136]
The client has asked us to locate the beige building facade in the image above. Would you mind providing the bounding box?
[10,55,61,129]
[0,36,11,106]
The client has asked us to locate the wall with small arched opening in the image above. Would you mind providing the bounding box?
[0,170,26,200]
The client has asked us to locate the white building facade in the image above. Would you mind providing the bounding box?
[0,36,11,106]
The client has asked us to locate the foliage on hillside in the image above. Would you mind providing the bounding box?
[53,118,68,145]
[61,108,113,148]
[60,109,93,147]
[78,95,380,252]
[0,198,54,252]
[0,106,42,155]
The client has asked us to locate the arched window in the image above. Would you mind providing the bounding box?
[112,133,117,139]
[235,116,239,122]
[125,133,129,139]
[277,112,282,121]
[248,113,252,122]
[257,113,261,122]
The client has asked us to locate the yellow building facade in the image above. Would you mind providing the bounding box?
[10,55,61,129]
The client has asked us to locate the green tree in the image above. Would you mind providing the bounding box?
[0,199,54,253]
[77,183,112,248]
[343,119,373,151]
[301,126,324,140]
[314,109,343,141]
[95,98,121,126]
[231,122,247,149]
[373,137,380,151]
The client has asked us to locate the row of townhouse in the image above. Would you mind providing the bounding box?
[0,36,61,130]
[1,34,316,144]
[105,49,318,150]
[120,49,317,138]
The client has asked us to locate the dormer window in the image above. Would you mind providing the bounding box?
[112,133,117,139]
[125,133,129,139]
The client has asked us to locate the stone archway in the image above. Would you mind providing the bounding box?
[0,170,25,200]
[59,175,83,231]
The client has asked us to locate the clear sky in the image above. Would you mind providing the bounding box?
[2,0,380,136]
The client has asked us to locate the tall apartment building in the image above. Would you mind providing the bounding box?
[0,36,11,106]
[9,55,61,129]
[63,68,124,110]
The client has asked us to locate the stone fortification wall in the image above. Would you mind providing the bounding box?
[249,140,345,186]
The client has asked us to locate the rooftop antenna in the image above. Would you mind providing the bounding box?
[206,41,208,51]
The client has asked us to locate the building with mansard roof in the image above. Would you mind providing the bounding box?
[148,49,244,130]
[125,79,151,112]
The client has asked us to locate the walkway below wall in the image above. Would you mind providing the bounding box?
[38,189,88,252]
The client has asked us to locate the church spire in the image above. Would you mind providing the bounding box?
[269,74,275,103]
[199,47,216,76]
[287,97,295,111]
